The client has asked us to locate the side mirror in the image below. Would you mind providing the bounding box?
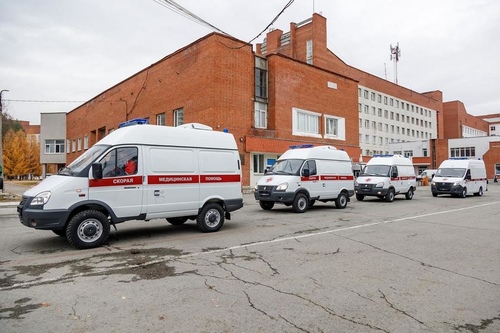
[392,171,398,178]
[92,163,103,180]
[465,174,471,180]
[302,169,310,177]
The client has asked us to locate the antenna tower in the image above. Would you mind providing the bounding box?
[390,42,401,84]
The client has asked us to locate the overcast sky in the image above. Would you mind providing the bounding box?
[1,0,499,125]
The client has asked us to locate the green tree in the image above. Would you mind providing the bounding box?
[3,129,30,179]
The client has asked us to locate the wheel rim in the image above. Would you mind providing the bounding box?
[204,209,221,227]
[298,197,307,210]
[77,219,103,243]
[339,195,347,207]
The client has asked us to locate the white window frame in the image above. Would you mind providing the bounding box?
[292,107,321,138]
[173,108,184,127]
[324,115,345,140]
[156,113,165,126]
[306,40,313,64]
[254,102,267,129]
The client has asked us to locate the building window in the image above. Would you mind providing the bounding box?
[254,102,267,128]
[156,113,165,126]
[45,139,65,154]
[306,40,313,64]
[173,108,184,126]
[255,57,268,99]
[404,150,413,158]
[364,90,368,99]
[358,103,362,113]
[450,147,476,158]
[293,108,320,137]
[77,138,82,151]
[384,96,388,105]
[83,135,89,150]
[371,92,375,101]
[364,105,369,114]
[253,154,265,174]
[324,116,345,140]
[423,148,428,157]
[364,120,369,128]
[72,140,76,152]
[66,140,71,154]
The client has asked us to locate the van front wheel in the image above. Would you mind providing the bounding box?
[197,203,224,232]
[292,193,309,213]
[259,201,274,210]
[385,189,395,202]
[66,210,110,249]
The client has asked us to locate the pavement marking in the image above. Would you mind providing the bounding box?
[2,200,499,291]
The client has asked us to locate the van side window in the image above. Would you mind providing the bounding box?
[392,166,398,177]
[101,147,138,177]
[304,160,317,176]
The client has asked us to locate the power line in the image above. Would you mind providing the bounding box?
[4,99,86,103]
[153,0,232,36]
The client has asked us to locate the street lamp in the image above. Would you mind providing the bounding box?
[0,89,9,192]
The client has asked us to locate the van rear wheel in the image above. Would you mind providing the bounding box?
[197,203,224,232]
[292,193,309,213]
[335,192,348,209]
[66,210,110,249]
[405,188,414,200]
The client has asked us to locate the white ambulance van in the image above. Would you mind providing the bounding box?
[18,122,243,249]
[431,158,487,198]
[354,155,416,202]
[254,145,354,213]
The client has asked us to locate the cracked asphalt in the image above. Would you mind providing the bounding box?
[1,185,499,332]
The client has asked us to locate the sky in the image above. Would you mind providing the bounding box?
[1,0,499,125]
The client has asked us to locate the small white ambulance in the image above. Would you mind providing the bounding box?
[18,122,243,249]
[431,158,487,197]
[354,155,416,202]
[254,145,354,213]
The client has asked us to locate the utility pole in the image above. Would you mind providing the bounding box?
[0,89,9,192]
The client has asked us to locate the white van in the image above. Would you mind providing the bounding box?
[18,123,243,249]
[431,158,487,197]
[354,155,416,202]
[254,145,354,213]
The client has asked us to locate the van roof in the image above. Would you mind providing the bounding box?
[367,155,413,166]
[278,145,351,161]
[438,159,485,168]
[96,124,238,150]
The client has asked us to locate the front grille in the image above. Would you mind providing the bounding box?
[359,183,374,192]
[17,196,28,221]
[436,183,452,191]
[257,185,277,197]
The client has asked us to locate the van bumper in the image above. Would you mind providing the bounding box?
[225,198,244,212]
[431,183,463,195]
[254,191,295,203]
[17,196,70,230]
[354,186,389,197]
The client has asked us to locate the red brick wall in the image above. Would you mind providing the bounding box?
[443,101,489,139]
[483,142,500,179]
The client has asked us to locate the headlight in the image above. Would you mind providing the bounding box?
[453,181,460,186]
[31,191,51,205]
[254,183,258,190]
[276,183,288,191]
[375,182,384,188]
[354,180,358,186]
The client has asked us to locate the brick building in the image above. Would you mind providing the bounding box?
[66,13,499,185]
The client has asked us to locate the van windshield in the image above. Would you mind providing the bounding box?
[58,145,110,176]
[434,168,466,178]
[267,159,303,176]
[361,165,390,177]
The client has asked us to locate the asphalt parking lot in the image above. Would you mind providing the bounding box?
[1,184,499,332]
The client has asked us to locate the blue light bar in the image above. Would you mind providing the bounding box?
[119,118,149,128]
[289,144,314,149]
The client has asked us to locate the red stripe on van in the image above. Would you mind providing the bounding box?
[200,174,241,183]
[390,176,416,181]
[301,175,320,181]
[89,176,143,187]
[321,175,355,181]
[148,175,200,184]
